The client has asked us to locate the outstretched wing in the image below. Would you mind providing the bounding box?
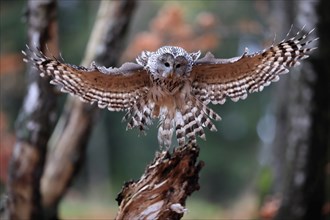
[191,28,318,105]
[23,47,152,111]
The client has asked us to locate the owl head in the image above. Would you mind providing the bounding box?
[137,46,201,79]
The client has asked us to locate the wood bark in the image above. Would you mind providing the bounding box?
[271,0,329,219]
[2,1,59,219]
[116,145,203,220]
[40,1,137,219]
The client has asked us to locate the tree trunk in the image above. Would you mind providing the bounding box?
[40,1,137,219]
[3,1,59,219]
[271,0,329,219]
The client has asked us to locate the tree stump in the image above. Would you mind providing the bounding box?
[116,144,203,220]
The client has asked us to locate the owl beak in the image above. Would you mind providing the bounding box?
[168,71,174,78]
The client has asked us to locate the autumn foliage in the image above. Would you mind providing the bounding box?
[122,5,219,62]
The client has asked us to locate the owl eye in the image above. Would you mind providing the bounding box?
[176,64,181,68]
[164,62,170,67]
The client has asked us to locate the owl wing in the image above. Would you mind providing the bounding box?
[191,28,317,105]
[23,47,151,111]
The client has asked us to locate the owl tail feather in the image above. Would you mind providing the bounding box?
[124,98,221,148]
[174,99,221,147]
[158,110,174,148]
[124,100,153,134]
[157,98,222,148]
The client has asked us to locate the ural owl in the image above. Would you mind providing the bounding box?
[23,28,317,148]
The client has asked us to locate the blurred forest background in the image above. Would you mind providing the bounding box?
[0,0,328,219]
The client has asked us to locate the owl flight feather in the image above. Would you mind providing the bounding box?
[23,27,317,149]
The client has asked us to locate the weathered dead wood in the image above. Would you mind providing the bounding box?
[116,145,203,220]
[40,0,137,218]
[3,0,59,219]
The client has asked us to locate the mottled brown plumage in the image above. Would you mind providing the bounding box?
[23,27,317,148]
